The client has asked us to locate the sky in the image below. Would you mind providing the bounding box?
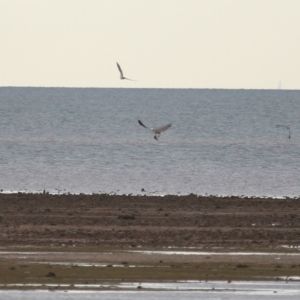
[0,0,299,89]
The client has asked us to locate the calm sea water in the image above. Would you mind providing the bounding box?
[0,87,299,197]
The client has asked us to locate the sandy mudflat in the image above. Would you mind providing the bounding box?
[0,193,300,284]
[1,193,300,248]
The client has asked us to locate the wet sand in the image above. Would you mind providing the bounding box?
[0,193,300,286]
[1,193,300,248]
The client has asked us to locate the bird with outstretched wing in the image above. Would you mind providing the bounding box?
[138,120,172,141]
[116,62,136,81]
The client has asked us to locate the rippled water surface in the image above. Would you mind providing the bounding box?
[1,87,299,197]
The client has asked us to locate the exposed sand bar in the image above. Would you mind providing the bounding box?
[0,193,300,285]
[1,193,300,248]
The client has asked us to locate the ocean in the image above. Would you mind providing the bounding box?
[0,87,299,197]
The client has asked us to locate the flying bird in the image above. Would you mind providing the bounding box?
[116,62,136,81]
[276,125,291,139]
[138,120,172,141]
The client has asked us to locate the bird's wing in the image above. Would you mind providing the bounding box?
[276,125,288,129]
[116,62,123,76]
[125,78,137,82]
[138,120,148,129]
[153,123,172,133]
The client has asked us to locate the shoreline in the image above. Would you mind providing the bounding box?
[1,193,300,286]
[1,190,299,199]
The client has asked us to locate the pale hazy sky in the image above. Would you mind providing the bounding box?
[1,0,299,89]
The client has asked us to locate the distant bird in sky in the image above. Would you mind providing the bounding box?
[138,120,172,141]
[276,125,291,139]
[116,62,136,81]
